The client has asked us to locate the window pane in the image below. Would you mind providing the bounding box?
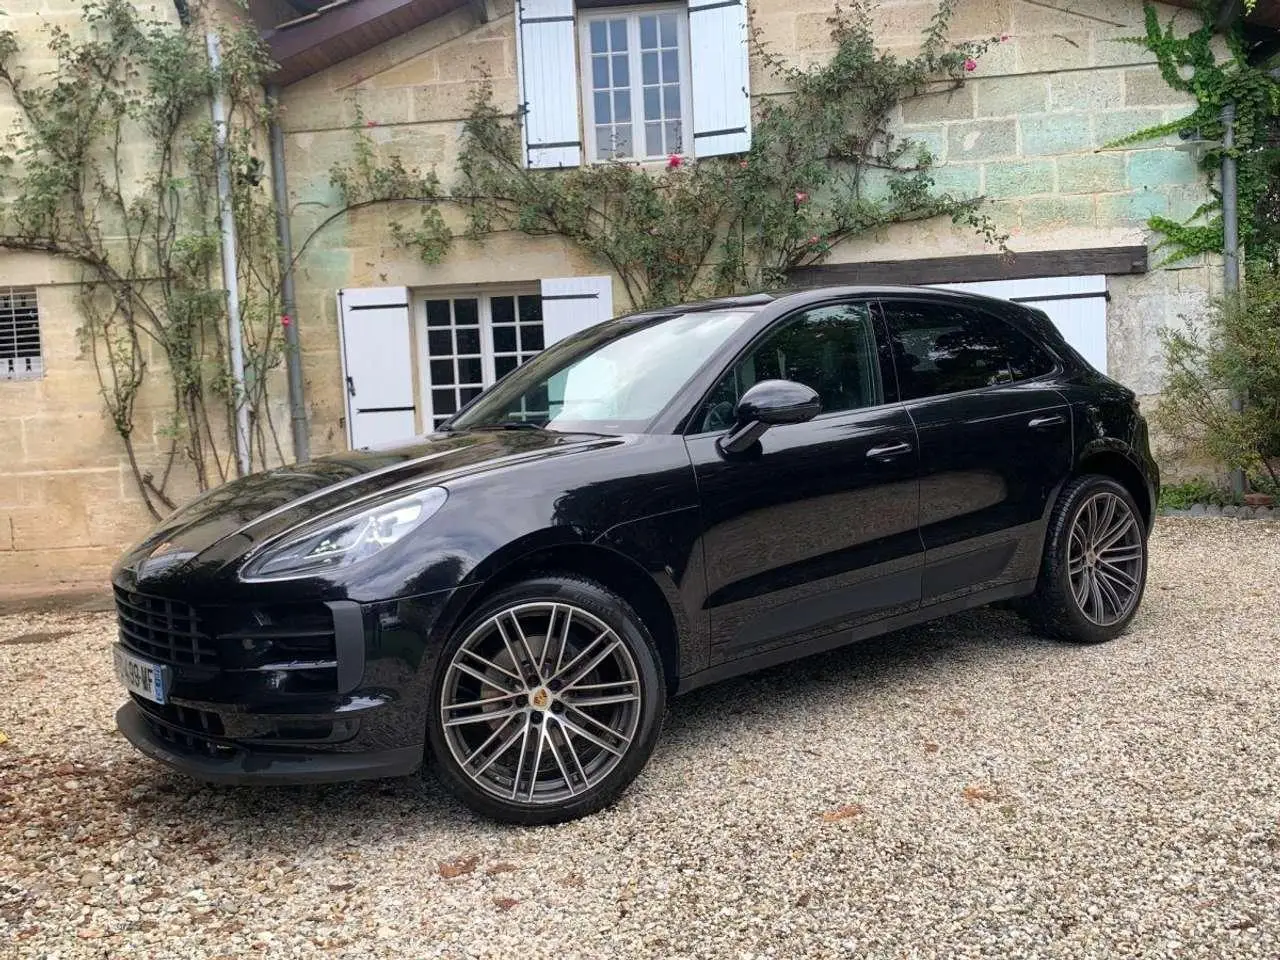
[432,388,457,415]
[645,122,662,157]
[639,15,657,48]
[612,126,633,157]
[520,325,545,352]
[592,56,609,90]
[661,49,678,83]
[609,18,626,50]
[643,87,660,121]
[590,20,607,53]
[425,299,451,327]
[666,120,683,154]
[427,329,451,355]
[455,327,481,354]
[594,126,613,160]
[493,324,517,353]
[663,85,680,118]
[659,14,677,47]
[880,301,1056,400]
[495,356,518,379]
[454,298,479,326]
[491,296,515,324]
[612,53,629,87]
[429,358,454,385]
[461,386,483,404]
[642,51,658,85]
[458,357,483,384]
[518,295,542,322]
[594,90,611,123]
[697,303,880,430]
[614,90,631,123]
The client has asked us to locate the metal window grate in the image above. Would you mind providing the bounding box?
[0,286,42,380]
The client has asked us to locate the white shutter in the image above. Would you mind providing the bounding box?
[516,0,582,168]
[540,276,614,346]
[930,275,1109,374]
[688,0,751,158]
[337,287,418,449]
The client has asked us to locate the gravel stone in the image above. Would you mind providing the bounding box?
[2,520,1279,959]
[1222,505,1239,517]
[1239,506,1255,519]
[1188,503,1207,516]
[1204,504,1222,517]
[1256,507,1273,520]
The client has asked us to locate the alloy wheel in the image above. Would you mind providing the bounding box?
[1067,491,1143,626]
[439,601,643,805]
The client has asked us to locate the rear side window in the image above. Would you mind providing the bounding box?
[879,300,1056,401]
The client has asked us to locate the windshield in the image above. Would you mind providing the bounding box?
[448,309,758,434]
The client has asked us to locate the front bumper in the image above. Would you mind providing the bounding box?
[110,583,476,784]
[117,702,422,785]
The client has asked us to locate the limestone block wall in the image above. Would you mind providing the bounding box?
[0,0,273,593]
[280,0,1218,465]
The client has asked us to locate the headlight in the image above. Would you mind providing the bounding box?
[240,488,447,581]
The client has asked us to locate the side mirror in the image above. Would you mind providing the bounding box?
[717,379,821,455]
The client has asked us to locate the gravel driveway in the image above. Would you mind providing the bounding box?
[2,519,1278,959]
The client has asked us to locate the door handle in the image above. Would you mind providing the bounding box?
[866,441,913,460]
[1028,414,1065,429]
[346,376,356,397]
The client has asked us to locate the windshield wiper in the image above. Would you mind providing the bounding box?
[467,420,544,431]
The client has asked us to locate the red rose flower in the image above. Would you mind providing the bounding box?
[963,58,977,71]
[667,154,683,169]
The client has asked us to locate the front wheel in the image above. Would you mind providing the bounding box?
[1026,475,1149,644]
[426,575,666,825]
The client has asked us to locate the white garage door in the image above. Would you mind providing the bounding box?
[930,275,1108,374]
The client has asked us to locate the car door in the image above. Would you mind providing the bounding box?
[878,296,1074,605]
[685,300,923,664]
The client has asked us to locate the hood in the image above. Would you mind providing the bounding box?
[118,429,613,581]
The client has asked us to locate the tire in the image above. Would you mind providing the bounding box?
[1025,475,1149,644]
[426,574,666,825]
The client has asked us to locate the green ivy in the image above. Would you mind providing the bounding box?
[1109,2,1280,261]
[0,0,288,515]
[332,0,1008,310]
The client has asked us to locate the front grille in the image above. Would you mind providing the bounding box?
[132,695,226,736]
[114,587,220,666]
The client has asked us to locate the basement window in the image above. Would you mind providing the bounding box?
[0,286,42,380]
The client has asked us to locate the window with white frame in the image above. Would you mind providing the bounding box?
[515,0,751,169]
[419,291,546,431]
[579,6,692,162]
[0,286,42,380]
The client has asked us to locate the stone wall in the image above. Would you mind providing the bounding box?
[279,0,1217,463]
[0,0,262,595]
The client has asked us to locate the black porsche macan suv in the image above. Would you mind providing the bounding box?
[112,285,1158,824]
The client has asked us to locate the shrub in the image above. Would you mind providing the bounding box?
[1156,261,1280,490]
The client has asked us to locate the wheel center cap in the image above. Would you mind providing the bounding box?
[529,687,551,710]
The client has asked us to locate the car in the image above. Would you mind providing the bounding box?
[111,285,1158,824]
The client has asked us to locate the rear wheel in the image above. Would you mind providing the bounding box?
[1026,475,1148,643]
[427,575,665,825]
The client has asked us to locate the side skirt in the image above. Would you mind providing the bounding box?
[674,578,1039,695]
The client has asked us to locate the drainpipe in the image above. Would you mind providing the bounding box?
[207,32,252,477]
[267,84,310,463]
[1221,101,1245,496]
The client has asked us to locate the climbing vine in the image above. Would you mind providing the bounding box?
[0,0,288,517]
[332,0,1008,310]
[1109,1,1280,262]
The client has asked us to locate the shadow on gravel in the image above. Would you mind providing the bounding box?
[107,606,1062,845]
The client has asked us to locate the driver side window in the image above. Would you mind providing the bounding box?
[697,302,883,432]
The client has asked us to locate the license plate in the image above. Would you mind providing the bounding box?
[113,645,168,705]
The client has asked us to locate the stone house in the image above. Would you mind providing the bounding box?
[0,0,1272,593]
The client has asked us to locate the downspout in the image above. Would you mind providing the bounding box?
[267,84,311,463]
[1221,101,1244,496]
[207,32,252,477]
